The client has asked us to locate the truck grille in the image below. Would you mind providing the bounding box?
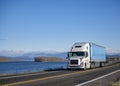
[70,60,78,64]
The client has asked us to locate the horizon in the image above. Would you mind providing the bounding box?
[0,0,120,53]
[0,48,120,57]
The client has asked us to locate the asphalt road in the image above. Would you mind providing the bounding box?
[0,63,120,86]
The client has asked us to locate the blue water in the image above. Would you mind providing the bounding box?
[0,61,67,74]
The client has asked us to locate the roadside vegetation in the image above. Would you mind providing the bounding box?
[112,80,120,86]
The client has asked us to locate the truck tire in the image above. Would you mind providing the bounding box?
[67,68,71,71]
[102,62,105,67]
[84,63,87,70]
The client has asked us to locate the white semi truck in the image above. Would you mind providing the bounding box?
[67,42,106,70]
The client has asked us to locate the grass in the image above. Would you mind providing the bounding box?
[112,80,120,86]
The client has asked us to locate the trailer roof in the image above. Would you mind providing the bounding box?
[74,42,105,48]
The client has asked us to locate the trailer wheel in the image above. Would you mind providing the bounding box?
[100,62,103,67]
[90,63,92,69]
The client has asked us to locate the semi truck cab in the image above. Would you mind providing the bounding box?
[67,43,91,69]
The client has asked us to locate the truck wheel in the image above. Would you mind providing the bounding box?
[84,63,87,70]
[67,68,71,71]
[102,63,105,67]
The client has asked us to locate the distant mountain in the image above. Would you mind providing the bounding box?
[106,48,120,58]
[21,52,67,58]
[0,50,25,57]
[106,53,120,58]
[0,50,67,61]
[106,48,120,55]
[0,49,120,61]
[15,52,67,61]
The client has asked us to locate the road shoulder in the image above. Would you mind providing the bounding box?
[76,70,120,86]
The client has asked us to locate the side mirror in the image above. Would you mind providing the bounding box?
[85,52,88,57]
[66,57,68,60]
[66,54,69,59]
[67,53,69,57]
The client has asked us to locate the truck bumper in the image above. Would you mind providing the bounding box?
[67,65,84,69]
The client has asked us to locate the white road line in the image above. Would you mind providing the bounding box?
[0,71,61,80]
[75,69,120,86]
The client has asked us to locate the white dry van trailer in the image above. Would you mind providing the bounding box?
[67,42,106,70]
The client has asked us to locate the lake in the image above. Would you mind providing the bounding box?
[0,61,67,74]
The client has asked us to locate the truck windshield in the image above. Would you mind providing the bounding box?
[68,52,85,57]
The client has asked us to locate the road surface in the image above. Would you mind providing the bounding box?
[0,63,120,86]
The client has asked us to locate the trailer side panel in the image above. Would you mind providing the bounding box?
[91,43,106,62]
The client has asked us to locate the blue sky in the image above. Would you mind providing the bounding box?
[0,0,120,52]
